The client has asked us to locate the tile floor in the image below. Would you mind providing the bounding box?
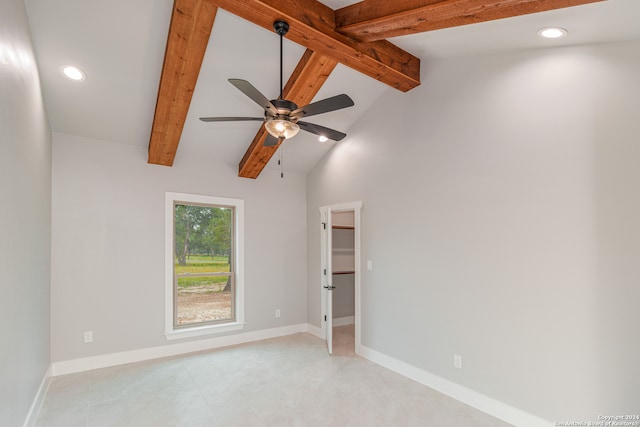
[36,327,513,426]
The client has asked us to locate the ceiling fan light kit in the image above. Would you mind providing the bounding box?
[199,20,354,146]
[265,118,300,139]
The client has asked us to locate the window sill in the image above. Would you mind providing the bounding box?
[165,321,246,341]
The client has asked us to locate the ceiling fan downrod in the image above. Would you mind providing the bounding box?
[273,20,289,100]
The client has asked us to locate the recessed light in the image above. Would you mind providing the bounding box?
[318,136,328,143]
[61,65,86,81]
[538,27,568,39]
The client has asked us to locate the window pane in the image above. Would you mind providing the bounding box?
[174,204,234,327]
[176,275,233,325]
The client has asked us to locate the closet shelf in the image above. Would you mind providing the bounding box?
[332,248,353,253]
[332,225,354,230]
[332,270,355,275]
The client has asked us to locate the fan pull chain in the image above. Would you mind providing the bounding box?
[279,145,284,178]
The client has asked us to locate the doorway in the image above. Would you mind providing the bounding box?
[319,202,362,356]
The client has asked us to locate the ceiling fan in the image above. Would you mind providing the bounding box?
[199,20,355,147]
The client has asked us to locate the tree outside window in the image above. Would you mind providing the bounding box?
[173,203,235,327]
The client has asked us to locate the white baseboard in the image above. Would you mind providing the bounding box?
[306,323,323,339]
[305,317,353,339]
[23,365,51,427]
[333,315,355,327]
[358,345,552,427]
[51,323,309,376]
[47,323,551,427]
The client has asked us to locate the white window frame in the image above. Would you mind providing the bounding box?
[165,192,245,340]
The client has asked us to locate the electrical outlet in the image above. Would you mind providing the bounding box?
[83,331,93,343]
[454,354,463,369]
[275,309,281,318]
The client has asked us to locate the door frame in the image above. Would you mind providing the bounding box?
[319,201,363,355]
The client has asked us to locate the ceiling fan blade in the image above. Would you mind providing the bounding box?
[291,94,354,119]
[297,121,347,141]
[228,79,278,116]
[264,134,284,147]
[199,117,264,122]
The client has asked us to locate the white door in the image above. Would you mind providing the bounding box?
[320,207,334,354]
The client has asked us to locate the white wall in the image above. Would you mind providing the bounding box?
[51,133,307,362]
[0,0,52,425]
[307,41,640,421]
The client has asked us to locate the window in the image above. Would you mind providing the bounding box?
[165,193,244,339]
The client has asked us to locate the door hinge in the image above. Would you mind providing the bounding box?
[323,268,327,276]
[324,315,327,321]
[322,222,327,229]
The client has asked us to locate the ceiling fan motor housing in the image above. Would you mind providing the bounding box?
[267,99,298,120]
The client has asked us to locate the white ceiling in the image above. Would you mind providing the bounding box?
[25,0,640,175]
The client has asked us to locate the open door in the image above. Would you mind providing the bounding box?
[320,207,334,354]
[320,202,362,356]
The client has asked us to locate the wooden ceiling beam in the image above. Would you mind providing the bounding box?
[148,0,218,166]
[208,0,421,93]
[335,0,604,42]
[148,0,420,168]
[149,0,600,174]
[238,49,338,179]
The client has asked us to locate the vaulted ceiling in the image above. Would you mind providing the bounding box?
[147,0,601,179]
[26,0,640,179]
